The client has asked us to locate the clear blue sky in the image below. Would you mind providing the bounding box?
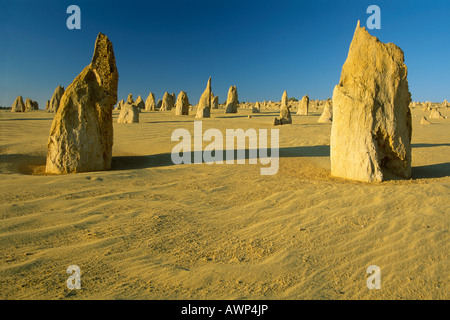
[1,0,449,109]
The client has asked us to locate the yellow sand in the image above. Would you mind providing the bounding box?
[0,107,448,300]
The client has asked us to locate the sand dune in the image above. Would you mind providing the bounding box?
[0,107,448,299]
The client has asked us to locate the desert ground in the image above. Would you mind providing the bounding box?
[0,105,448,299]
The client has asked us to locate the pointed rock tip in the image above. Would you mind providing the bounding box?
[93,33,109,50]
[354,20,364,33]
[95,32,108,42]
[91,32,115,65]
[353,19,371,39]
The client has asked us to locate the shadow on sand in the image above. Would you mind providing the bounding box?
[0,117,54,121]
[108,144,450,180]
[143,120,193,124]
[412,143,450,148]
[412,162,450,179]
[3,143,448,180]
[111,145,330,171]
[0,154,47,175]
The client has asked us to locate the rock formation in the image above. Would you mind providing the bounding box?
[11,96,25,112]
[211,93,219,109]
[45,33,118,174]
[127,94,133,103]
[175,91,190,115]
[252,101,261,113]
[117,94,138,123]
[117,100,139,123]
[225,86,239,113]
[156,99,162,110]
[32,99,39,111]
[318,100,333,123]
[160,92,174,111]
[195,77,212,118]
[24,98,39,112]
[420,116,431,125]
[281,91,288,108]
[429,108,444,119]
[330,21,412,182]
[45,100,50,112]
[114,99,124,111]
[171,93,176,107]
[48,85,65,113]
[274,91,292,125]
[297,95,309,115]
[145,92,156,111]
[135,95,145,110]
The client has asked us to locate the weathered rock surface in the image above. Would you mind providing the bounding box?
[330,21,412,182]
[47,85,65,113]
[274,91,292,125]
[171,93,176,107]
[117,101,139,123]
[420,116,431,125]
[135,96,145,110]
[24,98,39,112]
[11,96,25,112]
[429,108,444,119]
[175,91,190,115]
[281,91,288,108]
[297,95,309,115]
[45,33,118,174]
[252,101,261,113]
[114,99,124,111]
[117,94,138,123]
[126,93,134,104]
[225,86,238,113]
[318,100,333,123]
[145,92,156,111]
[195,77,212,118]
[211,93,219,109]
[160,92,174,111]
